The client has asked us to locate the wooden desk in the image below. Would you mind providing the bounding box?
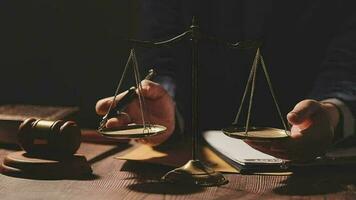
[1,131,356,200]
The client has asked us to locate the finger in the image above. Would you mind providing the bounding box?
[244,140,289,159]
[135,138,149,144]
[105,113,132,128]
[96,80,167,115]
[96,97,113,115]
[134,130,173,146]
[95,91,130,115]
[289,125,305,138]
[136,80,169,100]
[287,99,321,125]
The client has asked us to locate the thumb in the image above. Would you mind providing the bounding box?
[287,99,321,127]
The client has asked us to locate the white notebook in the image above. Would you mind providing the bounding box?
[203,130,356,172]
[202,130,288,171]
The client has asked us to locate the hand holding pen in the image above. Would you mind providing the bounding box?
[98,69,156,131]
[95,70,176,146]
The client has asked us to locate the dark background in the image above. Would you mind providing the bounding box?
[0,0,139,127]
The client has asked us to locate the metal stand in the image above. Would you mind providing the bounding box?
[126,17,260,187]
[161,18,227,187]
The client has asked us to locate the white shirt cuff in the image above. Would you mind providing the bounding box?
[154,76,176,98]
[321,98,355,138]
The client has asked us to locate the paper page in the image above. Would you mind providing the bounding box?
[202,130,285,166]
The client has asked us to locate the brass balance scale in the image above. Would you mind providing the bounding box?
[98,17,290,187]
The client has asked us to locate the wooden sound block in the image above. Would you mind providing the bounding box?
[1,151,92,179]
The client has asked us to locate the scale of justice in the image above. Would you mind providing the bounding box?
[97,17,291,187]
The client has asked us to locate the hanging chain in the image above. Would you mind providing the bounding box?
[232,48,290,136]
[232,48,260,132]
[259,54,290,135]
[99,48,152,132]
[131,49,149,131]
[232,50,258,126]
[244,48,260,134]
[99,49,134,130]
[108,50,133,114]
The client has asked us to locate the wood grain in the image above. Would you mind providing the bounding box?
[0,130,356,200]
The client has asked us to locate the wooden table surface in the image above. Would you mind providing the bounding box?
[1,131,356,200]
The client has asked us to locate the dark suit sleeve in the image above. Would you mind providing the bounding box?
[309,13,356,118]
[136,1,191,140]
[136,0,189,96]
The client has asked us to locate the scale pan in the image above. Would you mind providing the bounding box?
[222,126,289,140]
[99,124,166,139]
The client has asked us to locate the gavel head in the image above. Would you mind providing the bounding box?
[18,118,81,156]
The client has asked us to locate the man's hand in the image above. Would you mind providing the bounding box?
[245,99,339,161]
[96,80,176,146]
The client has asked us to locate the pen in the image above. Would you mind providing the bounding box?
[98,69,156,130]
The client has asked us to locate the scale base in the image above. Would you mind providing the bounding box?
[162,160,228,187]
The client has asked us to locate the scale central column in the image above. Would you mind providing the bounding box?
[162,17,228,187]
[191,17,199,160]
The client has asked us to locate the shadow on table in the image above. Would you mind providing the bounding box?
[87,143,132,165]
[121,160,172,177]
[1,172,101,181]
[128,181,204,195]
[274,166,356,195]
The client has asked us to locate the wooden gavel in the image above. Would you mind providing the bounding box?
[17,118,81,156]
